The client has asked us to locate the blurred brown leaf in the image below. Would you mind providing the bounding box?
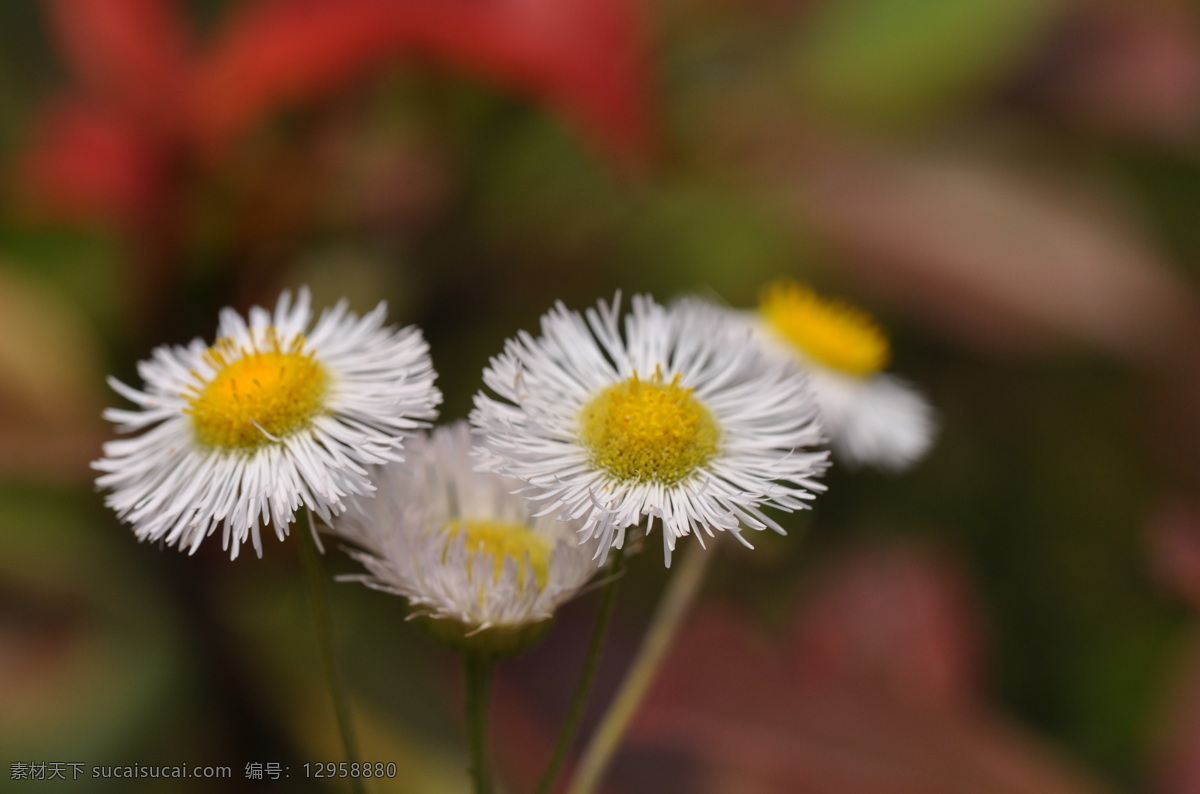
[1031,0,1200,146]
[788,545,985,712]
[628,544,1117,794]
[767,138,1200,368]
[0,266,102,426]
[1149,635,1200,794]
[1146,499,1200,611]
[0,266,105,482]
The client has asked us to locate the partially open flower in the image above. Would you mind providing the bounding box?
[93,288,440,558]
[754,278,935,471]
[330,422,599,656]
[471,294,828,565]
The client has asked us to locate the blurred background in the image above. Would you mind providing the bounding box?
[2,0,1200,791]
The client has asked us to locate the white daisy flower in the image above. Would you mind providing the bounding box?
[471,294,828,566]
[753,278,935,470]
[331,422,600,654]
[93,287,441,559]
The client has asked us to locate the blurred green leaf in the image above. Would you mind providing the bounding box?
[0,226,120,334]
[227,555,472,793]
[794,0,1068,127]
[0,486,187,775]
[472,109,625,257]
[614,184,809,303]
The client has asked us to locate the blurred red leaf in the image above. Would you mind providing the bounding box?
[626,544,1116,794]
[45,0,191,133]
[24,0,653,225]
[18,102,161,223]
[193,0,653,165]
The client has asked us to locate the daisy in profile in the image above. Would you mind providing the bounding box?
[331,422,600,654]
[753,278,935,470]
[471,294,828,566]
[93,288,441,558]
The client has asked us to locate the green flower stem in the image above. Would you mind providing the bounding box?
[464,653,496,794]
[565,539,718,794]
[298,513,366,794]
[533,546,627,794]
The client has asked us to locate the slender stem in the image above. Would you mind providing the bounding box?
[298,513,366,794]
[565,540,719,794]
[464,654,496,794]
[533,546,627,794]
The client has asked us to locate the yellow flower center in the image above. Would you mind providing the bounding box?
[759,279,890,377]
[579,368,720,485]
[442,519,552,592]
[185,330,328,450]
